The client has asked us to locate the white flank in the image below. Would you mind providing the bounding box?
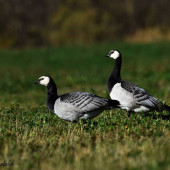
[54,98,103,121]
[110,83,134,111]
[110,83,150,112]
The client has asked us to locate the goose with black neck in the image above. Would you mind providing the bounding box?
[105,50,170,117]
[35,76,120,122]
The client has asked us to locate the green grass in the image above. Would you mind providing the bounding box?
[0,42,170,170]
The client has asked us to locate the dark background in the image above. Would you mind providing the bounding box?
[0,0,170,48]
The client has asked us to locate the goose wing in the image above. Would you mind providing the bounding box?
[60,92,112,112]
[121,80,160,108]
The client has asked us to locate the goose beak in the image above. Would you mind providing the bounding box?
[105,54,110,57]
[34,80,40,84]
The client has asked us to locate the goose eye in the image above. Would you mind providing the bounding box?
[110,51,114,55]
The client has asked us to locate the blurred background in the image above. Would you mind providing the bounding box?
[0,0,170,48]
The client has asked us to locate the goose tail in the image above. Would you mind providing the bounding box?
[108,99,120,109]
[163,104,170,112]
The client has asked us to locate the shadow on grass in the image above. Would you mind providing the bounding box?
[143,112,170,120]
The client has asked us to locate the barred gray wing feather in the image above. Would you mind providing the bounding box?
[60,92,110,112]
[121,80,160,108]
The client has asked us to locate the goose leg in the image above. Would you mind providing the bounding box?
[127,111,131,117]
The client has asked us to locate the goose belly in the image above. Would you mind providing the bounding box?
[81,110,103,120]
[110,83,135,111]
[53,100,102,121]
[134,106,150,112]
[54,100,82,121]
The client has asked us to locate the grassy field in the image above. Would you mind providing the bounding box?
[0,42,169,170]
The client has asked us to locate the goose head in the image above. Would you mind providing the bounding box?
[35,76,50,86]
[106,50,120,60]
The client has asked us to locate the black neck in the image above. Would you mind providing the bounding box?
[107,56,122,93]
[47,79,58,112]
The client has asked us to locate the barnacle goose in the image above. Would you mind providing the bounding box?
[106,50,170,117]
[35,76,120,122]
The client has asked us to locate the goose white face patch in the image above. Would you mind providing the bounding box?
[110,50,120,59]
[39,76,50,86]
